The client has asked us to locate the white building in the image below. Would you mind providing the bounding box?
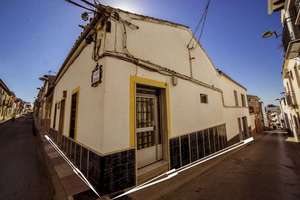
[46,5,250,194]
[268,0,300,141]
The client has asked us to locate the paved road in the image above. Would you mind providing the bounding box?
[157,131,300,200]
[0,115,54,200]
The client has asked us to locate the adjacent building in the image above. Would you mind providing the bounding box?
[34,75,56,133]
[268,0,300,140]
[0,79,26,121]
[35,5,251,194]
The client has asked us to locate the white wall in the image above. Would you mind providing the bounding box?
[51,9,250,154]
[51,43,105,153]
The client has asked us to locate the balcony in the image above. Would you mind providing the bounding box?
[286,93,298,108]
[282,23,300,59]
[295,0,300,25]
[286,94,293,105]
[283,0,300,59]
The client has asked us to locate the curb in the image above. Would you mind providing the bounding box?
[0,118,12,125]
[33,119,69,200]
[33,119,99,200]
[0,114,24,125]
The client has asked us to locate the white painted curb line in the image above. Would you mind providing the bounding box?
[113,137,254,199]
[45,134,254,200]
[44,135,101,198]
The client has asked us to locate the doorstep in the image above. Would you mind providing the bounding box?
[137,160,169,184]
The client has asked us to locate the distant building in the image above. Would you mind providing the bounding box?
[0,79,14,120]
[35,5,251,195]
[0,79,25,121]
[265,104,283,129]
[247,95,265,134]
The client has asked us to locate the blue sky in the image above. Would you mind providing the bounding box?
[0,0,283,104]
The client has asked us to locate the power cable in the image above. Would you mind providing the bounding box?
[187,0,212,47]
[197,0,211,41]
[79,0,97,8]
[65,0,96,13]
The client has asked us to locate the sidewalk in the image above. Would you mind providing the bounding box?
[0,114,23,124]
[0,117,11,124]
[34,118,100,200]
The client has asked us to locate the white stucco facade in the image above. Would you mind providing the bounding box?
[49,7,250,171]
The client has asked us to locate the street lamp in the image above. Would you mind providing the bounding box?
[262,31,281,39]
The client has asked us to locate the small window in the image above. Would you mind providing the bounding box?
[200,94,208,104]
[241,94,246,107]
[294,65,300,87]
[106,21,111,33]
[290,71,294,80]
[249,106,254,113]
[234,90,238,106]
[53,103,57,129]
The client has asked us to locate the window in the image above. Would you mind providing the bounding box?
[234,90,238,106]
[249,106,254,113]
[290,71,294,80]
[53,103,57,129]
[200,94,208,104]
[241,94,246,107]
[106,21,111,33]
[294,65,300,87]
[69,92,79,139]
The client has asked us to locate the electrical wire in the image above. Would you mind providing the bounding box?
[65,0,96,13]
[187,0,212,47]
[197,0,211,41]
[79,0,97,8]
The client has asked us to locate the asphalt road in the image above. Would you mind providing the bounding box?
[126,130,300,200]
[0,115,54,200]
[157,131,300,200]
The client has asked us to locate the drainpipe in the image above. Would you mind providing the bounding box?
[188,47,194,78]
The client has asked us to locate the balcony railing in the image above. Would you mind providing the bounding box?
[286,93,298,108]
[282,24,291,52]
[283,1,300,58]
[295,0,300,24]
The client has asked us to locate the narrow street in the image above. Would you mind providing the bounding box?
[131,131,300,200]
[0,115,54,200]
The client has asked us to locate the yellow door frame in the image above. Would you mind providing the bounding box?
[69,87,80,140]
[129,76,171,148]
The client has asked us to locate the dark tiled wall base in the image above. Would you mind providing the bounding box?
[99,150,135,194]
[169,138,180,169]
[48,129,135,195]
[227,134,241,146]
[169,124,228,169]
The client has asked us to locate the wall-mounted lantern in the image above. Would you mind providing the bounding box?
[91,64,103,87]
[171,75,178,86]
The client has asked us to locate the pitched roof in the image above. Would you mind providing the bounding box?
[54,4,190,84]
[0,79,11,95]
[217,69,247,90]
